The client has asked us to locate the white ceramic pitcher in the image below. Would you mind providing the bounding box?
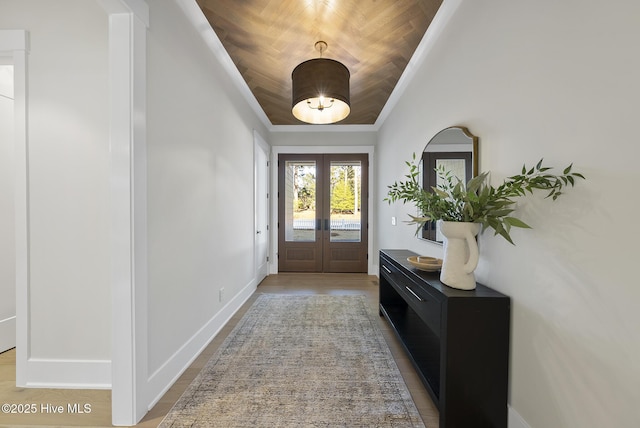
[438,220,480,290]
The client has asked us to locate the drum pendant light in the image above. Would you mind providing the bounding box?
[291,41,350,124]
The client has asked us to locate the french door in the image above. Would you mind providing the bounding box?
[278,154,368,273]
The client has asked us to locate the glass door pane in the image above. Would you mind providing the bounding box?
[284,160,317,242]
[279,153,367,273]
[329,160,362,242]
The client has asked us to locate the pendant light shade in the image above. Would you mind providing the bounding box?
[291,43,350,124]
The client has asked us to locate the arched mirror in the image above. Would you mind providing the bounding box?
[420,126,478,242]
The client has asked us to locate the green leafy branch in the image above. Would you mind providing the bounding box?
[384,154,585,244]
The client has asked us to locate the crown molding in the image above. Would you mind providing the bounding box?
[96,0,149,27]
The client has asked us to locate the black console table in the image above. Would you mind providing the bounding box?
[379,249,510,428]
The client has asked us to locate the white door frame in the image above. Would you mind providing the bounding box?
[254,131,271,282]
[0,30,28,385]
[0,62,16,354]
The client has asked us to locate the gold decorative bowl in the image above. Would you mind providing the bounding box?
[407,256,443,272]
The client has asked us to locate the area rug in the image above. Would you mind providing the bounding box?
[159,294,425,427]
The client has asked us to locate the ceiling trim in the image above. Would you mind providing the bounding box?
[269,124,378,133]
[374,0,463,129]
[178,0,462,134]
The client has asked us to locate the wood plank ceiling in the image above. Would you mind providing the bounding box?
[196,0,443,125]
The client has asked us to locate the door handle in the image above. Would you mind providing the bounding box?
[316,219,321,231]
[324,219,330,230]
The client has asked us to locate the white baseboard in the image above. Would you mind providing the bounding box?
[144,279,257,410]
[371,262,379,277]
[25,358,111,389]
[0,315,16,353]
[509,406,531,428]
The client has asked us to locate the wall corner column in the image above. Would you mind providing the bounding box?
[98,0,149,425]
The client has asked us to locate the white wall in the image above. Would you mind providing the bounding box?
[270,130,377,147]
[144,0,270,406]
[377,1,640,427]
[0,64,15,352]
[2,0,273,409]
[0,0,111,386]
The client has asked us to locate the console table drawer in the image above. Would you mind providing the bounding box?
[379,249,510,428]
[380,259,442,335]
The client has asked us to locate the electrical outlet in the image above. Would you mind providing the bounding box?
[391,216,397,226]
[219,287,224,302]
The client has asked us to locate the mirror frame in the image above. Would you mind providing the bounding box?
[420,126,479,242]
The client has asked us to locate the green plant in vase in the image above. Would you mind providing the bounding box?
[385,154,586,245]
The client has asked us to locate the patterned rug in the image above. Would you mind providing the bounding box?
[159,294,425,427]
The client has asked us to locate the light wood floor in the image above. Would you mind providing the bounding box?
[0,273,439,427]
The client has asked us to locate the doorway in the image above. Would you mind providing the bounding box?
[254,133,270,283]
[0,64,15,354]
[278,153,368,273]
